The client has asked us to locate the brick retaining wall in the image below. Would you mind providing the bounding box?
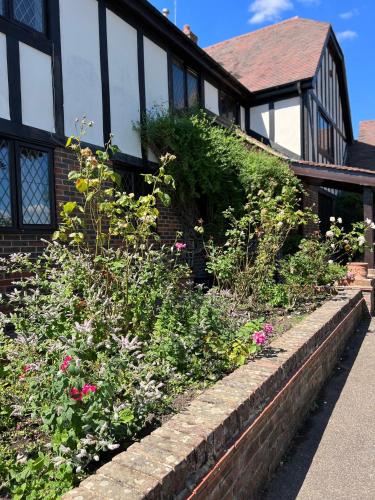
[64,290,366,500]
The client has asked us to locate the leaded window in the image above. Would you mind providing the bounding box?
[171,58,200,110]
[172,61,185,110]
[114,166,149,198]
[187,70,199,108]
[13,0,44,32]
[0,140,12,227]
[0,138,54,230]
[318,111,334,163]
[20,147,51,225]
[219,90,238,123]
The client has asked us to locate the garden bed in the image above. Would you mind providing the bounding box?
[63,289,366,500]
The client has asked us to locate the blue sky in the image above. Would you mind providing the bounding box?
[150,0,374,138]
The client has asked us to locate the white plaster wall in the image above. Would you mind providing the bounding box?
[0,33,10,120]
[240,106,246,131]
[143,37,169,112]
[204,81,219,115]
[106,10,141,158]
[274,97,301,156]
[60,0,103,145]
[19,43,54,132]
[250,104,269,138]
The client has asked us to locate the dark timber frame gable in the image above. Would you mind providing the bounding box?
[249,27,353,164]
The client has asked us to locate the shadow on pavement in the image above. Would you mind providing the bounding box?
[261,315,372,500]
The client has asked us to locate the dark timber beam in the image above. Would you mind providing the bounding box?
[363,187,374,268]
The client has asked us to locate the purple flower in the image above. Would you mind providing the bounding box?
[253,331,267,345]
[175,242,187,251]
[263,323,274,335]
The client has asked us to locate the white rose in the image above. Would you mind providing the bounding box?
[330,216,336,222]
[366,218,372,225]
[358,236,366,246]
[337,217,342,224]
[331,243,335,249]
[326,230,334,238]
[371,223,375,230]
[328,260,333,264]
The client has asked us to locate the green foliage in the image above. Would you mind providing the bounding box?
[204,179,317,307]
[0,127,272,499]
[239,148,301,196]
[137,108,250,231]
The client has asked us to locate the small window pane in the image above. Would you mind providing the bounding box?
[0,0,4,16]
[0,140,12,227]
[20,147,51,225]
[172,62,185,110]
[219,91,237,123]
[13,0,44,33]
[187,71,199,108]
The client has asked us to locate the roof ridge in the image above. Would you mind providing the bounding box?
[204,16,330,51]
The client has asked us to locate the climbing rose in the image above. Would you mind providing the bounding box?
[326,230,334,238]
[82,384,97,395]
[175,242,186,251]
[253,331,267,345]
[263,324,274,335]
[69,387,82,401]
[60,355,73,372]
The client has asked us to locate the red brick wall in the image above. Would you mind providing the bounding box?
[0,147,185,289]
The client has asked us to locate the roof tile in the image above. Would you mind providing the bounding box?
[204,17,330,93]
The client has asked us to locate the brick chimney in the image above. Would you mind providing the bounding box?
[183,24,198,44]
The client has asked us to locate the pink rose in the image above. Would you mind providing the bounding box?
[253,331,267,345]
[263,324,274,335]
[69,387,82,401]
[60,355,73,372]
[175,242,187,251]
[82,384,97,395]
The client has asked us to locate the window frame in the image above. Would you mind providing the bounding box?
[0,137,56,232]
[317,109,334,164]
[169,55,201,111]
[0,0,47,36]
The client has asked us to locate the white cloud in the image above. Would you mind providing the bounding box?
[248,0,293,24]
[337,30,358,41]
[339,9,359,19]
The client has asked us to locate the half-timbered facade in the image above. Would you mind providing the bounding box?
[1,4,375,268]
[0,0,250,259]
[205,17,353,165]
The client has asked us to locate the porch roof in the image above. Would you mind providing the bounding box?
[239,131,375,189]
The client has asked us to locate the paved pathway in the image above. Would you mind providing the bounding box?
[263,318,375,500]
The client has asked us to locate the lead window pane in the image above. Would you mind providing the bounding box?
[172,62,185,110]
[13,0,44,33]
[0,140,12,227]
[187,71,199,108]
[20,147,51,225]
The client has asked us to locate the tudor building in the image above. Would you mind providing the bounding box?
[0,2,375,267]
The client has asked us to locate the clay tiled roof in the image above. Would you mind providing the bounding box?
[204,17,330,93]
[347,121,375,171]
[358,121,375,146]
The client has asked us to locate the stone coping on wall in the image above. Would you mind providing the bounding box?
[63,289,366,500]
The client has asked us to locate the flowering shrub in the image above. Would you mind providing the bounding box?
[203,179,316,307]
[0,131,274,499]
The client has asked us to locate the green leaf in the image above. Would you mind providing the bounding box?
[76,178,89,193]
[63,201,77,215]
